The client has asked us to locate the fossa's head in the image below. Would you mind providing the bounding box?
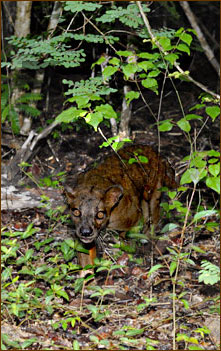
[65,184,123,243]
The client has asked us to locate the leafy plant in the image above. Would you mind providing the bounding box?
[1,80,42,134]
[198,260,220,285]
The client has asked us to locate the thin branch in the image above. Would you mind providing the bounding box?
[81,12,118,54]
[136,1,220,100]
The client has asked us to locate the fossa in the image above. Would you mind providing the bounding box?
[65,144,177,268]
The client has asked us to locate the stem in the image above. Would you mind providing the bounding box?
[172,182,197,349]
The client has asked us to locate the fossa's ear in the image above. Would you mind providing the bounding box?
[64,185,77,205]
[104,185,123,209]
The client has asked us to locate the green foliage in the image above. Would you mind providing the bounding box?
[51,9,198,133]
[128,154,148,165]
[1,81,42,133]
[71,33,119,44]
[176,325,211,349]
[137,296,157,312]
[125,90,140,105]
[47,283,69,301]
[52,313,81,332]
[99,136,132,151]
[167,247,195,277]
[64,1,102,13]
[198,260,220,285]
[96,3,150,28]
[3,34,86,70]
[63,76,117,97]
[56,76,119,130]
[1,333,37,350]
[180,150,220,193]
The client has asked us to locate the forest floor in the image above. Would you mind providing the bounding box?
[1,78,220,350]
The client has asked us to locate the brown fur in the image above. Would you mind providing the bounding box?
[65,144,177,267]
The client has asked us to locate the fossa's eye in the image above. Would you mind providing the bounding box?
[96,211,106,220]
[73,209,81,217]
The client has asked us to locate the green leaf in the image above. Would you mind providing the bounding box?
[161,223,178,233]
[138,52,160,60]
[158,120,173,132]
[148,264,163,275]
[122,63,137,79]
[73,340,80,350]
[125,91,140,105]
[208,158,219,164]
[181,299,189,309]
[164,53,179,65]
[190,156,206,168]
[1,106,9,123]
[9,107,20,134]
[1,333,20,349]
[190,103,206,111]
[208,150,220,157]
[128,157,136,165]
[193,210,217,222]
[11,303,19,316]
[170,261,177,276]
[64,238,76,249]
[206,105,220,121]
[91,55,106,68]
[148,69,161,78]
[125,328,144,336]
[64,1,102,13]
[179,32,192,46]
[191,245,206,254]
[188,346,204,350]
[85,112,103,131]
[177,118,191,132]
[56,107,84,123]
[74,95,90,108]
[185,114,203,121]
[138,155,148,163]
[102,65,118,80]
[175,27,184,36]
[206,176,220,193]
[168,191,176,199]
[159,37,173,51]
[61,242,70,256]
[141,77,158,92]
[109,57,120,66]
[198,260,220,285]
[177,43,190,55]
[25,249,34,261]
[138,61,155,72]
[21,338,38,349]
[117,50,133,57]
[16,92,42,103]
[208,163,220,177]
[96,103,117,119]
[180,168,207,185]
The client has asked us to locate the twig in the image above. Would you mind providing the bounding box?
[81,12,118,54]
[171,182,197,349]
[136,1,220,99]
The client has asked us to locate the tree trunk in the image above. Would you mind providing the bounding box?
[14,1,32,37]
[11,2,32,132]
